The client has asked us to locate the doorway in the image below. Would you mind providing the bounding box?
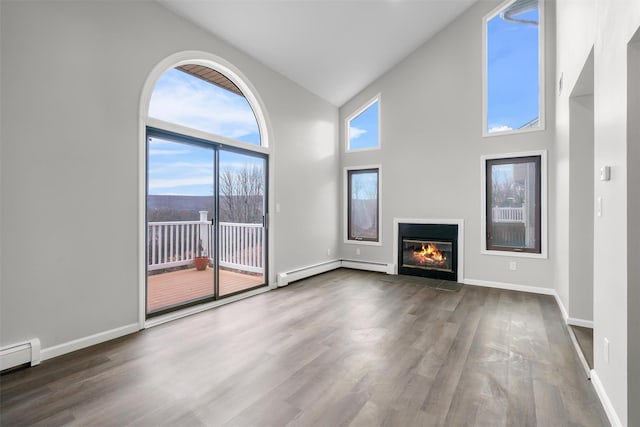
[146,130,267,317]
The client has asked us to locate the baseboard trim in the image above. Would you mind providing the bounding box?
[591,370,623,427]
[567,318,594,328]
[1,339,41,372]
[464,278,556,296]
[41,323,140,361]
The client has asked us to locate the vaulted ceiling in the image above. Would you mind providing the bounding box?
[158,0,478,106]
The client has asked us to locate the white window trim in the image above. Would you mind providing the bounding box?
[482,0,545,137]
[480,150,548,259]
[344,165,382,246]
[345,93,381,152]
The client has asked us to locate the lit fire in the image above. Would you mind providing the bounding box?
[411,242,447,267]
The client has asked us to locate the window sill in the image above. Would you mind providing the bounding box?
[345,239,382,247]
[481,248,547,259]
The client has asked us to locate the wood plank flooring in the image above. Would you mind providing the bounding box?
[0,269,609,426]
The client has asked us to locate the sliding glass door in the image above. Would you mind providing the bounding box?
[146,130,267,317]
[218,149,267,296]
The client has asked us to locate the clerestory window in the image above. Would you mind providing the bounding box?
[483,0,544,136]
[346,95,380,152]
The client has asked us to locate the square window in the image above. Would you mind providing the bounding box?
[346,96,380,151]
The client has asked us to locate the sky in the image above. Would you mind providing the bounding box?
[148,136,264,196]
[147,68,264,196]
[486,6,540,133]
[348,100,379,150]
[149,68,260,145]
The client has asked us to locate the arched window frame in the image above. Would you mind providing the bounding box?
[138,51,273,328]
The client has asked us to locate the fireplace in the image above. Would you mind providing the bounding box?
[397,223,459,281]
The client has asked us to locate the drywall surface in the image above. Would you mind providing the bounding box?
[569,92,594,322]
[556,0,640,424]
[339,0,556,289]
[553,0,596,326]
[0,1,339,349]
[627,30,640,427]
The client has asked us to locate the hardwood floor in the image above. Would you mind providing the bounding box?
[0,269,609,426]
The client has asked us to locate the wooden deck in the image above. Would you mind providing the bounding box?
[147,268,264,312]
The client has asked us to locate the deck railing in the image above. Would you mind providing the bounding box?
[492,207,525,223]
[148,213,264,273]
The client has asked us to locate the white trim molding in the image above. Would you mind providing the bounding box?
[41,323,139,361]
[392,218,465,283]
[464,278,555,295]
[591,370,624,427]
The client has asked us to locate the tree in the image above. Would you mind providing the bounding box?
[219,163,264,223]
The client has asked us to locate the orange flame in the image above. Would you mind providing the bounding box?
[412,242,446,266]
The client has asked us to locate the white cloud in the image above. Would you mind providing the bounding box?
[349,126,368,139]
[489,125,513,133]
[149,70,259,141]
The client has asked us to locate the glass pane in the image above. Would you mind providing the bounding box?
[348,100,379,150]
[489,160,538,250]
[146,136,215,314]
[349,170,379,241]
[218,150,266,296]
[149,67,260,145]
[486,0,540,133]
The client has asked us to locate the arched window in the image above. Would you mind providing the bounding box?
[142,57,269,319]
[149,64,262,146]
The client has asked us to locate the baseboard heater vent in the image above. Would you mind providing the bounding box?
[1,339,41,373]
[277,260,342,287]
[341,259,395,274]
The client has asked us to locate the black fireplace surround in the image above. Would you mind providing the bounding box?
[398,223,458,281]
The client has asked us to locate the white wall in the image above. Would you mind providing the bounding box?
[556,0,640,425]
[339,0,556,290]
[627,29,640,427]
[568,89,594,323]
[0,1,339,350]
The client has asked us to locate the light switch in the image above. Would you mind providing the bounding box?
[600,166,611,181]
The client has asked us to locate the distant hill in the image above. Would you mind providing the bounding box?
[147,195,214,212]
[148,194,263,223]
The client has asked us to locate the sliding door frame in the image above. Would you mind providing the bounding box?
[145,126,269,319]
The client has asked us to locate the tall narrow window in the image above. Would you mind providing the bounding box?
[482,152,546,256]
[347,168,380,242]
[346,95,380,151]
[484,0,543,135]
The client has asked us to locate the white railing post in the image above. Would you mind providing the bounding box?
[199,211,209,257]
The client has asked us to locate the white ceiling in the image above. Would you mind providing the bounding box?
[159,0,477,107]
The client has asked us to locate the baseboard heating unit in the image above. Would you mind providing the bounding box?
[1,339,41,372]
[277,260,342,287]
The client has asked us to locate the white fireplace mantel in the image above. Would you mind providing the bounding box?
[392,218,465,283]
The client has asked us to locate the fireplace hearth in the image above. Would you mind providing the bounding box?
[397,223,458,281]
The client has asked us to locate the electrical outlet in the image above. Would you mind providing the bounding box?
[509,261,517,271]
[604,338,610,363]
[356,248,361,255]
[597,197,603,217]
[327,248,331,256]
